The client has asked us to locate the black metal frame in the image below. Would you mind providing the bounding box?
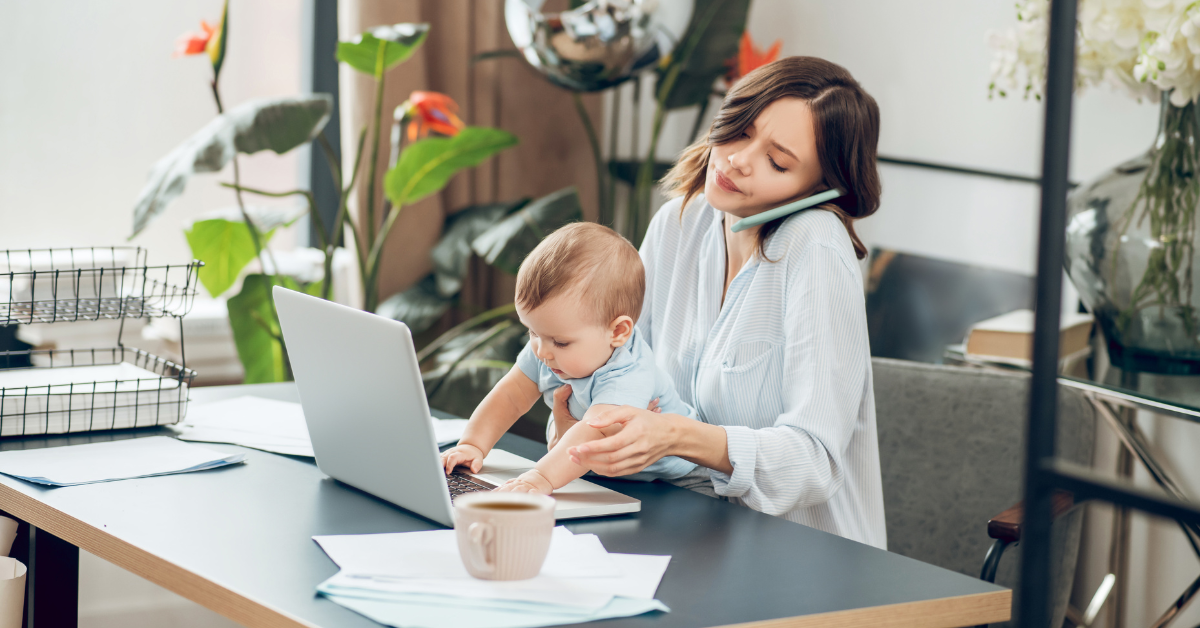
[1019,1,1200,625]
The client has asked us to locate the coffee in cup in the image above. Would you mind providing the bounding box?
[454,492,555,580]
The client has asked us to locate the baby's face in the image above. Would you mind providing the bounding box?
[516,294,624,380]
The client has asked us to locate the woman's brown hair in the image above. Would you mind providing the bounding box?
[661,56,881,260]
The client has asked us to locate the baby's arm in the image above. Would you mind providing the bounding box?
[498,404,621,493]
[441,366,541,475]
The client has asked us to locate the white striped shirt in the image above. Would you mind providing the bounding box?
[638,195,887,549]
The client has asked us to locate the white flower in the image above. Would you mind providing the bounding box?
[988,0,1192,105]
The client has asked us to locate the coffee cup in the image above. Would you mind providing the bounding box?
[454,491,555,580]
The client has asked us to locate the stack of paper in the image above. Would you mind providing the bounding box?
[0,363,185,436]
[174,396,469,458]
[313,526,670,628]
[0,436,244,487]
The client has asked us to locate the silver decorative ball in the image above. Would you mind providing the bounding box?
[505,0,694,92]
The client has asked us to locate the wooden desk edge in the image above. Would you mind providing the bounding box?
[0,483,319,628]
[718,589,1011,628]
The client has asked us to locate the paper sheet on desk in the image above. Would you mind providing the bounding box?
[0,436,244,486]
[175,396,469,457]
[319,552,671,610]
[323,593,668,628]
[315,526,670,613]
[314,526,619,580]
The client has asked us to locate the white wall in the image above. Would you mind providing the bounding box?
[0,0,305,261]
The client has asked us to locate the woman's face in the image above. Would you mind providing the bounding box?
[704,97,825,219]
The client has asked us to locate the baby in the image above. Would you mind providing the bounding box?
[440,222,696,494]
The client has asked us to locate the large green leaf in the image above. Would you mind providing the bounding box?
[227,274,321,384]
[471,187,583,275]
[431,200,528,297]
[376,275,454,335]
[656,0,750,110]
[337,23,429,77]
[186,220,270,299]
[130,94,333,237]
[183,207,304,298]
[384,127,518,207]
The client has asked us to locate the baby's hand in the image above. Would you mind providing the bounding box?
[496,470,554,495]
[441,444,485,475]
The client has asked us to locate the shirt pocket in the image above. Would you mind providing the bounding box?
[712,341,784,421]
[720,341,779,373]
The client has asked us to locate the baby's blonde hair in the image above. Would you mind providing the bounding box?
[515,222,644,326]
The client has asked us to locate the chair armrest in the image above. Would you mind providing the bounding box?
[987,491,1074,543]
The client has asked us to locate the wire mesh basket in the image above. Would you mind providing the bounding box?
[0,247,200,325]
[0,347,196,437]
[0,247,205,438]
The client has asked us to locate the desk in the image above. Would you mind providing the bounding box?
[0,383,1009,628]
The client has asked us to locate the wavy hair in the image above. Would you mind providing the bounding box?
[661,56,881,260]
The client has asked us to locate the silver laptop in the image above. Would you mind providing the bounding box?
[273,287,640,526]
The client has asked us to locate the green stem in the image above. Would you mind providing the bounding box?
[416,303,517,363]
[630,0,721,246]
[625,78,641,239]
[211,77,290,379]
[427,320,514,398]
[573,92,608,225]
[606,85,621,228]
[363,42,388,296]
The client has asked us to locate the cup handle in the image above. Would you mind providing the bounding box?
[466,521,495,576]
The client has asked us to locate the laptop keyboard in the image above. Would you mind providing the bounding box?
[448,472,495,498]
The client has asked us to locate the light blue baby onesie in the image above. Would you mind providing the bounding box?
[515,327,697,479]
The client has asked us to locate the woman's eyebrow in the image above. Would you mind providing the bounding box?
[770,140,798,161]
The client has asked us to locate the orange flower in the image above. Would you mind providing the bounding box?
[401,92,466,141]
[726,32,783,85]
[174,21,216,57]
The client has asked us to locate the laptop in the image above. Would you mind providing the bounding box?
[272,287,640,526]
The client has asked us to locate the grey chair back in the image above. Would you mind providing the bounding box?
[872,357,1096,627]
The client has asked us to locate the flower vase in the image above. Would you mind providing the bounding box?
[1065,99,1200,375]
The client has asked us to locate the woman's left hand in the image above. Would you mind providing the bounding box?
[567,405,676,477]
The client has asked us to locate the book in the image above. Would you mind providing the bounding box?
[965,309,1094,365]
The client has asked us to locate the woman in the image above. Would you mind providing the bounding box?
[553,56,886,548]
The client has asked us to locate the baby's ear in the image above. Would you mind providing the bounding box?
[609,315,635,348]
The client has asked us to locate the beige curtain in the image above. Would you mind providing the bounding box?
[338,0,601,314]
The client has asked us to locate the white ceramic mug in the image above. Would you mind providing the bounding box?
[454,491,555,580]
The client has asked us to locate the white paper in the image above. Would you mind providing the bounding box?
[313,526,619,580]
[175,396,467,457]
[0,436,245,486]
[323,592,667,628]
[0,363,186,436]
[0,363,180,394]
[433,418,468,446]
[322,553,670,610]
[174,396,314,456]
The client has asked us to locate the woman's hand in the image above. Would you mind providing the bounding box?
[546,385,661,450]
[566,406,678,477]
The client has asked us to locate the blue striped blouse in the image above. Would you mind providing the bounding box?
[638,195,887,549]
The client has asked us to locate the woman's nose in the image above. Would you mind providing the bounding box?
[727,150,749,175]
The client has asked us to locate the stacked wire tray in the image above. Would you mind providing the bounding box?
[0,247,203,437]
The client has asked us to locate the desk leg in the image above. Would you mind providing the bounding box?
[9,521,77,628]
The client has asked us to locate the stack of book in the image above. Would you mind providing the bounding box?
[953,309,1094,371]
